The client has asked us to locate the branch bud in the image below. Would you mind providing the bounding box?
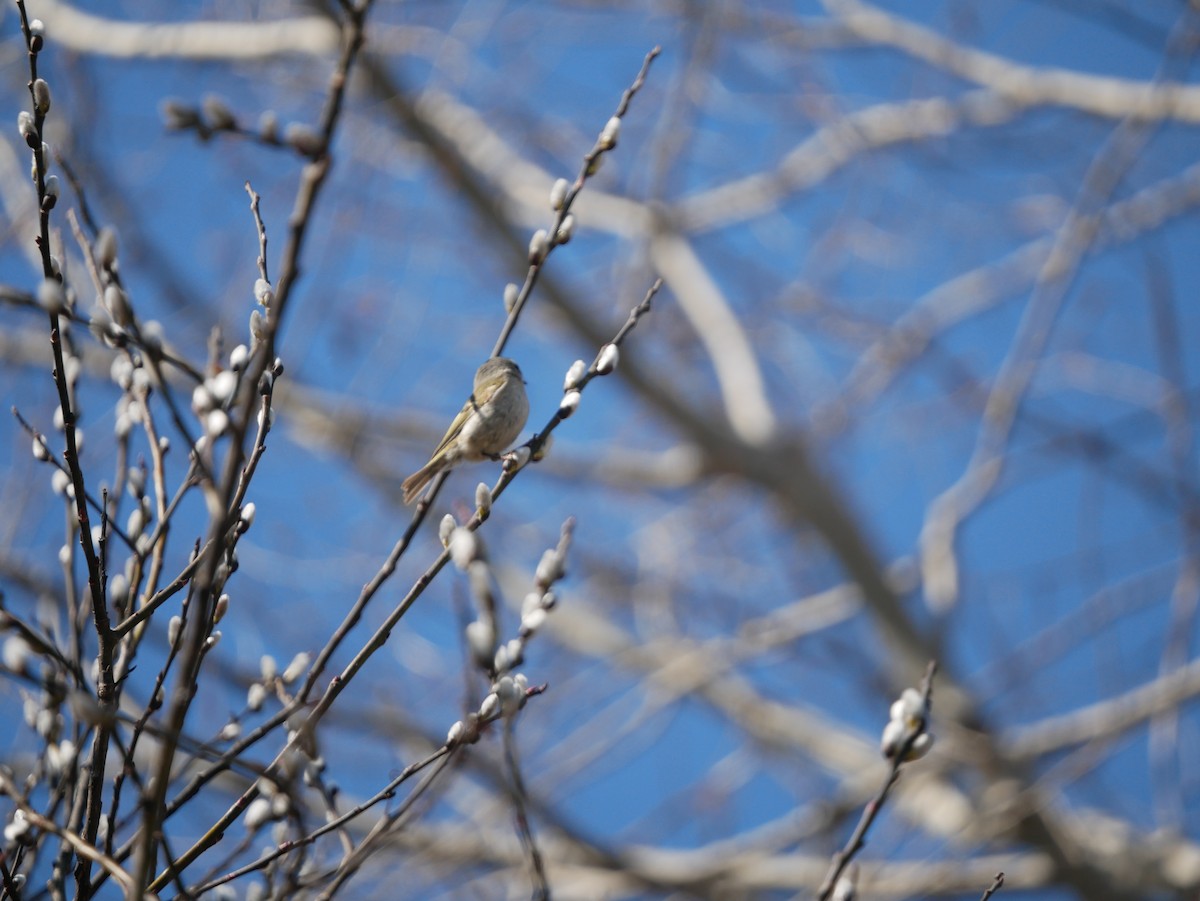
[598,116,621,150]
[563,360,587,391]
[32,79,51,115]
[528,229,549,264]
[558,390,581,418]
[595,343,619,375]
[550,178,569,211]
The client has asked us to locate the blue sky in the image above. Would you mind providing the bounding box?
[2,1,1198,898]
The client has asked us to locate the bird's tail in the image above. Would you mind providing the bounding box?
[401,459,444,505]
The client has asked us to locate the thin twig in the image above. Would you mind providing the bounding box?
[490,45,660,360]
[139,5,377,889]
[504,717,550,900]
[189,745,453,894]
[816,661,937,900]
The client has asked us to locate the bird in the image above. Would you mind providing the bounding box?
[402,357,529,504]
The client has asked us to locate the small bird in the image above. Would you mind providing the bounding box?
[402,357,530,504]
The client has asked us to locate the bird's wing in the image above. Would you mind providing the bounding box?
[429,392,482,458]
